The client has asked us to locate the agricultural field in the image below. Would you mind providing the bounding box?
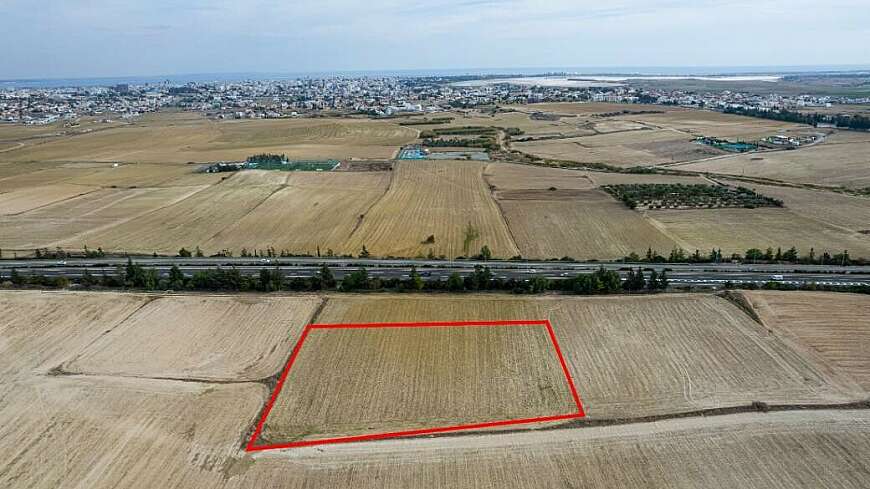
[513,128,696,167]
[496,188,678,259]
[1,290,868,488]
[316,294,863,418]
[0,112,417,164]
[345,160,520,258]
[678,136,870,188]
[0,160,222,192]
[58,183,283,254]
[721,179,870,233]
[6,105,863,262]
[0,162,139,190]
[0,183,98,215]
[586,170,708,186]
[64,295,321,382]
[235,410,870,488]
[645,207,870,256]
[740,291,870,390]
[0,290,149,379]
[401,110,580,137]
[509,105,811,168]
[622,109,808,140]
[0,375,265,489]
[67,162,226,187]
[0,185,208,250]
[203,172,391,255]
[254,324,577,445]
[484,162,595,191]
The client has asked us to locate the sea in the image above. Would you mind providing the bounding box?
[2,65,869,90]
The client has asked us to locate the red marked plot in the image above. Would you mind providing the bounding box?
[246,319,585,452]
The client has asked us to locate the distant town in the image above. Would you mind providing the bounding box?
[2,73,869,128]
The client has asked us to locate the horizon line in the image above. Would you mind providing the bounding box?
[4,63,870,85]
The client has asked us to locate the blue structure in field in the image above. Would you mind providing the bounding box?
[397,145,428,160]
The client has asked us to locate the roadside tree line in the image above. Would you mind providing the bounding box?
[3,262,868,296]
[1,261,658,296]
[623,246,863,266]
[3,243,866,268]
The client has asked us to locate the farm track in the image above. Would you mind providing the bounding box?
[240,296,329,449]
[387,399,870,445]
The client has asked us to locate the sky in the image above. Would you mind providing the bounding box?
[2,0,869,79]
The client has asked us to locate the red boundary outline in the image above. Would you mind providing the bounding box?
[245,319,585,452]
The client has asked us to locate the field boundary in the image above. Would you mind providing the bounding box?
[245,319,585,452]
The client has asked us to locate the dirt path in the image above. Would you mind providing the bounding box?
[251,408,870,463]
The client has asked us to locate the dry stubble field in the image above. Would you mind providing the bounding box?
[1,106,866,261]
[0,185,208,250]
[202,171,391,255]
[721,179,870,233]
[679,132,870,188]
[1,290,869,488]
[319,294,865,419]
[344,160,520,258]
[645,207,870,256]
[239,410,870,489]
[495,188,678,259]
[255,324,577,445]
[63,294,321,381]
[739,291,870,390]
[0,113,417,164]
[509,106,808,168]
[59,182,284,254]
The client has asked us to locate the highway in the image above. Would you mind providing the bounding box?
[2,257,869,287]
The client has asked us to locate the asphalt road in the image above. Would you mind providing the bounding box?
[2,257,868,287]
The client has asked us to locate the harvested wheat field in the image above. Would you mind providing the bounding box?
[64,295,321,382]
[316,294,545,324]
[404,110,578,136]
[0,163,104,190]
[346,161,519,258]
[320,293,862,420]
[547,293,862,417]
[203,172,391,255]
[0,183,98,215]
[484,162,595,190]
[740,291,870,390]
[0,185,207,250]
[1,290,869,488]
[62,183,282,254]
[0,375,265,489]
[66,162,224,188]
[513,129,696,167]
[722,180,870,233]
[0,113,416,163]
[624,110,806,139]
[646,207,870,256]
[497,188,678,259]
[238,411,870,489]
[679,138,870,188]
[254,323,577,445]
[586,170,707,185]
[0,290,149,379]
